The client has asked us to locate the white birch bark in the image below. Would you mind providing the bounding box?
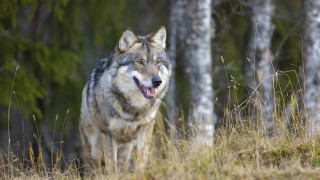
[303,0,320,136]
[166,0,186,138]
[184,0,216,145]
[245,0,275,132]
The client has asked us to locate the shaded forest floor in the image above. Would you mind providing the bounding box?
[1,118,320,180]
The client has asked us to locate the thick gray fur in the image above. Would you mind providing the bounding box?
[79,26,172,173]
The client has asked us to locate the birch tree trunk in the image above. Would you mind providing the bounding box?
[184,0,216,145]
[245,0,275,133]
[166,0,186,138]
[303,0,320,136]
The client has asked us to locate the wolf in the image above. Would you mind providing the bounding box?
[79,26,172,172]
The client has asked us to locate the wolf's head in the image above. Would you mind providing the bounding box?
[111,27,172,107]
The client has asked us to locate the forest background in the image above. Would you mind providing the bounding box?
[1,0,319,177]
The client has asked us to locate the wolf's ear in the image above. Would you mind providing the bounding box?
[151,26,166,49]
[118,29,137,52]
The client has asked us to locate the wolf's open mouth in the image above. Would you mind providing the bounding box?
[133,77,155,100]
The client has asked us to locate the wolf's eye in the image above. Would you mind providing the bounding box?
[156,59,162,65]
[136,58,144,65]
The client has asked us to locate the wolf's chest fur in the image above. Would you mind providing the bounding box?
[92,78,161,143]
[108,112,156,143]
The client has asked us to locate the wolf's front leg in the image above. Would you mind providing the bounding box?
[117,142,134,172]
[136,120,155,170]
[101,133,118,174]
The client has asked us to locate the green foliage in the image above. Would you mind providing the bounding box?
[81,0,134,51]
[0,33,46,118]
[0,0,82,122]
[0,31,80,119]
[0,0,19,29]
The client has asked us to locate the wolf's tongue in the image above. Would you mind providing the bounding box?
[148,88,155,97]
[141,85,155,97]
[142,86,148,94]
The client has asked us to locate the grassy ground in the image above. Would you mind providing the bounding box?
[1,116,320,179]
[2,65,320,179]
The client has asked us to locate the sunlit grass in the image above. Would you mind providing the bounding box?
[2,104,320,179]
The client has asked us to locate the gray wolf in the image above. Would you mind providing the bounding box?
[79,26,172,173]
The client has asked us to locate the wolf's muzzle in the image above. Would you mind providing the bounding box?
[152,76,162,87]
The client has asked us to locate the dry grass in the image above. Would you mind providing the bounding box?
[1,113,320,179]
[2,62,320,179]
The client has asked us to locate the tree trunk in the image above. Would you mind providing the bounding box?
[166,0,186,137]
[184,0,216,145]
[303,0,320,136]
[245,0,275,133]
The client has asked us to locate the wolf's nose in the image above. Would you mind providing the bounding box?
[152,76,162,87]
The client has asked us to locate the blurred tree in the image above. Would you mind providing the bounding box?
[166,0,186,138]
[244,0,276,133]
[302,0,320,136]
[182,0,217,144]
